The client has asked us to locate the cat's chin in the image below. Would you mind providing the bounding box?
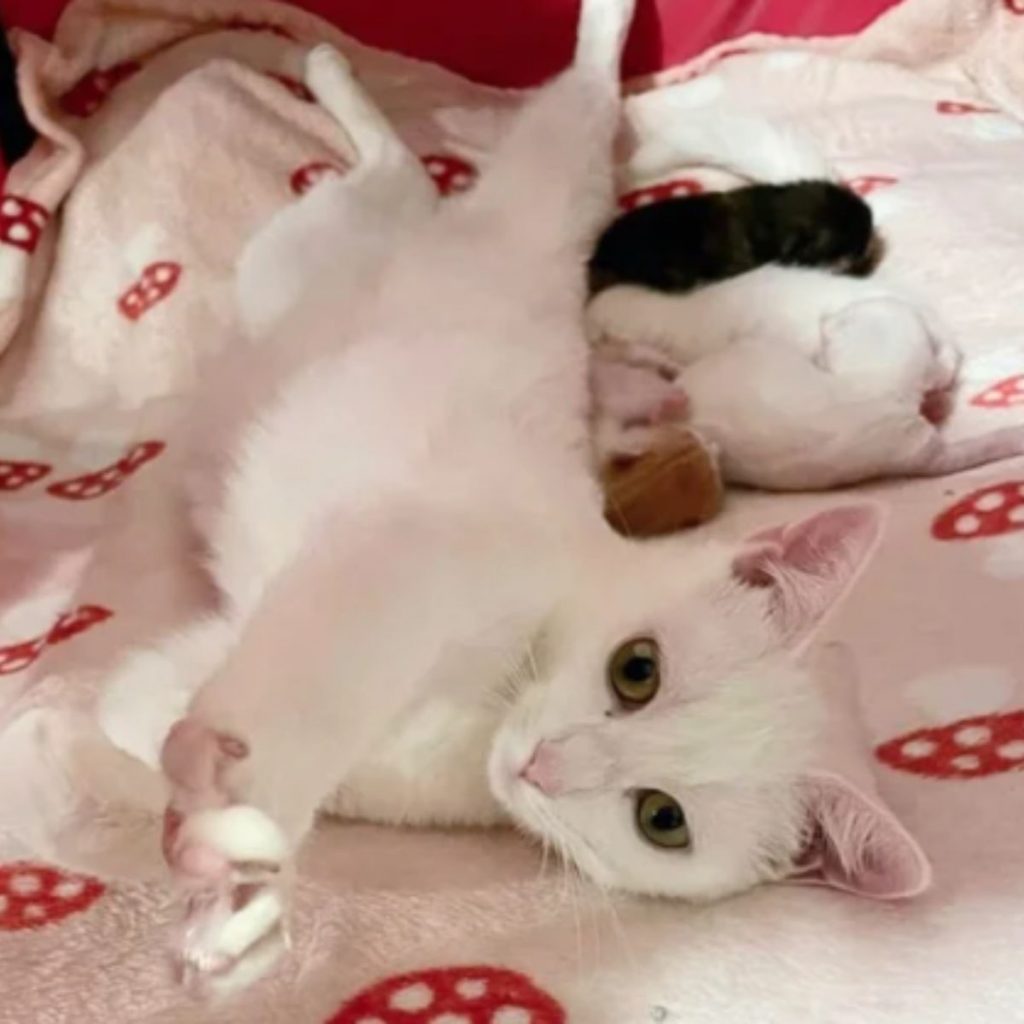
[485,725,535,814]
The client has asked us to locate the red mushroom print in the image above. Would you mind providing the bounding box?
[0,604,113,675]
[47,604,113,644]
[877,710,1024,780]
[0,862,104,931]
[0,196,50,255]
[58,61,142,118]
[619,178,704,211]
[936,100,999,115]
[47,441,165,501]
[971,374,1024,408]
[264,72,315,102]
[1004,0,1024,13]
[0,458,51,492]
[931,481,1024,541]
[844,175,898,197]
[420,154,478,197]
[0,636,46,675]
[290,161,345,196]
[117,262,182,322]
[327,965,565,1024]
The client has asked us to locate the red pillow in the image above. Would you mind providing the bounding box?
[4,0,904,86]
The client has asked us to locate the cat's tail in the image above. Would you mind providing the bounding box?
[625,105,834,185]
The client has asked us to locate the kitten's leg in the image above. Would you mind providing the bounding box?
[236,45,436,339]
[158,512,514,994]
[457,0,635,260]
[96,616,238,771]
[899,424,1024,477]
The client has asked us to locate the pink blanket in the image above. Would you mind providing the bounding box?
[2,1,1024,1021]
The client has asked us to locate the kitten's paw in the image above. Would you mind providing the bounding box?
[591,347,689,430]
[305,43,353,92]
[165,805,291,996]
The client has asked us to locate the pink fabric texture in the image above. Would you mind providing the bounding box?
[1,0,1024,1021]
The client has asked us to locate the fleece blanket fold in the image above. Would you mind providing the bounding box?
[1,0,1023,1021]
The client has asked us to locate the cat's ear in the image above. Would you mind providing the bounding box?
[787,643,931,900]
[732,504,884,650]
[791,772,932,899]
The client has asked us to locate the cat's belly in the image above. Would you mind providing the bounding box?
[319,691,508,828]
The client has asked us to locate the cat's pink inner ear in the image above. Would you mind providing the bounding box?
[792,771,932,900]
[732,505,884,648]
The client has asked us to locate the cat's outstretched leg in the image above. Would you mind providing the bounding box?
[456,0,635,260]
[158,511,524,995]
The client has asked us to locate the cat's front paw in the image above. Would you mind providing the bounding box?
[161,720,292,996]
[166,805,290,996]
[591,345,689,431]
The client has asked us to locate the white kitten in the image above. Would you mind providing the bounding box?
[590,106,1024,488]
[92,5,929,997]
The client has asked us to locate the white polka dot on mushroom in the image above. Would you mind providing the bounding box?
[7,223,31,243]
[492,1007,533,1024]
[53,878,86,900]
[1009,506,1024,524]
[389,983,434,1012]
[954,514,981,535]
[9,873,42,896]
[900,738,937,759]
[22,904,45,919]
[0,894,7,914]
[431,1015,471,1024]
[975,492,1006,512]
[455,978,487,999]
[355,1018,386,1024]
[451,173,471,189]
[154,266,173,283]
[950,754,981,771]
[953,725,992,747]
[997,740,1024,760]
[2,198,23,217]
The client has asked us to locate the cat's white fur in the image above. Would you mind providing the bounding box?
[588,111,1024,488]
[91,5,929,995]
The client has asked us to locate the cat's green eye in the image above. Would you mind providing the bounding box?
[608,636,660,707]
[635,790,691,850]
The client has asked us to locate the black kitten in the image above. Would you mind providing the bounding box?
[589,180,880,294]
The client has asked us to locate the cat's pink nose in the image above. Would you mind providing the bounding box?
[520,743,561,797]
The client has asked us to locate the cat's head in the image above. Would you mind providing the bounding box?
[489,504,931,903]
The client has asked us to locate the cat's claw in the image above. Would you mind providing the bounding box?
[162,721,293,995]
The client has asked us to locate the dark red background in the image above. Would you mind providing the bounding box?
[2,0,905,87]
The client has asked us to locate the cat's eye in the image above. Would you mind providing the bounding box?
[635,790,691,850]
[608,636,660,707]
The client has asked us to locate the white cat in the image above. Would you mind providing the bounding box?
[91,4,929,998]
[587,108,1024,489]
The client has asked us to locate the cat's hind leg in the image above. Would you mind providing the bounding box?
[456,0,635,260]
[237,44,435,340]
